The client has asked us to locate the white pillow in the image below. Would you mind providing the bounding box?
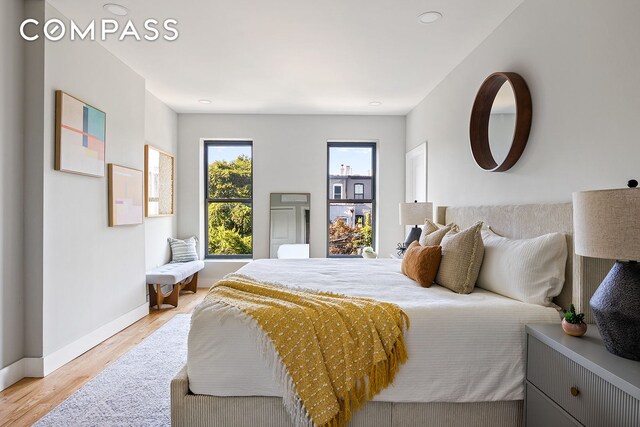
[477,229,567,306]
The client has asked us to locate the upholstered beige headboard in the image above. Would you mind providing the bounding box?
[436,203,613,323]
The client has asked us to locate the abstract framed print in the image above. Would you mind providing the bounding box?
[108,164,143,226]
[55,90,106,177]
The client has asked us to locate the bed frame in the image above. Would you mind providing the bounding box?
[172,203,612,426]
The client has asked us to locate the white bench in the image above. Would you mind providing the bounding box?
[146,260,205,309]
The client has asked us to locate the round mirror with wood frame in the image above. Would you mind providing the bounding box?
[469,72,532,172]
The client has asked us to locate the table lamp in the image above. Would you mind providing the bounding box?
[399,201,433,247]
[573,180,640,360]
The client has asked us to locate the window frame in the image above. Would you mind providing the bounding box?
[326,141,377,258]
[204,140,254,259]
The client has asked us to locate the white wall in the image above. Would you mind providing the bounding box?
[37,3,148,358]
[23,0,45,359]
[144,92,178,271]
[178,114,406,283]
[406,0,640,207]
[0,0,25,372]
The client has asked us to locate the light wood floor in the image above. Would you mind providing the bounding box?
[0,289,207,427]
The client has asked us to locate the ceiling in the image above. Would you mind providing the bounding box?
[47,0,524,115]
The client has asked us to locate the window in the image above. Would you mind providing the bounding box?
[327,142,376,256]
[354,183,364,200]
[333,184,343,199]
[204,141,253,258]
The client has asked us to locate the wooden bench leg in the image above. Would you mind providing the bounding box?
[164,284,179,308]
[149,283,179,309]
[185,272,199,293]
[148,283,158,309]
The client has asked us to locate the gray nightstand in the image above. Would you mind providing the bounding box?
[525,324,640,427]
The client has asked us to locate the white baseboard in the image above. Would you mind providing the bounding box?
[0,302,149,391]
[23,357,43,378]
[0,359,25,391]
[40,303,149,376]
[0,357,41,391]
[0,302,149,390]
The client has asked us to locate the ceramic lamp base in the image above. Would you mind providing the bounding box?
[404,226,422,247]
[590,261,640,361]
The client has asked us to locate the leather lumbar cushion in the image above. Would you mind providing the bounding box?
[401,241,442,288]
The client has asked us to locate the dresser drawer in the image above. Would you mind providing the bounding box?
[527,335,640,427]
[525,382,582,427]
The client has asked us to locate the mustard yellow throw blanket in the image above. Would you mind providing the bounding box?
[205,274,409,427]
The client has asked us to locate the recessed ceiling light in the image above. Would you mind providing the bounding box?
[418,11,443,24]
[103,3,129,16]
[369,101,382,107]
[198,99,212,105]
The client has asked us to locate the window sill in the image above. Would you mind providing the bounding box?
[204,258,253,263]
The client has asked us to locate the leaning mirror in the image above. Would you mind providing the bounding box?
[270,193,310,258]
[469,72,532,172]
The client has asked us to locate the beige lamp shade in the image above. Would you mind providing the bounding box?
[399,202,433,226]
[573,188,640,261]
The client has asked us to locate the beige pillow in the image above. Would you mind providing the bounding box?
[401,241,442,288]
[422,219,439,234]
[435,222,485,294]
[419,220,454,246]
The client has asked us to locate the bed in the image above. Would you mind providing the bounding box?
[171,203,610,426]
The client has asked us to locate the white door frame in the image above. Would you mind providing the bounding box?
[299,208,309,244]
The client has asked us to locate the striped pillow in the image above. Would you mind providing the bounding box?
[168,237,199,263]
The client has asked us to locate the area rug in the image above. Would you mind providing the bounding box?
[34,314,190,427]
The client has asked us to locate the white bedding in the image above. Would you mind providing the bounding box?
[187,259,560,403]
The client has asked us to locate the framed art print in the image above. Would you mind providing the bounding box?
[108,164,143,226]
[55,90,106,177]
[144,145,175,217]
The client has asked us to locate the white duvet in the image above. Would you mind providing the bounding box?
[187,259,560,402]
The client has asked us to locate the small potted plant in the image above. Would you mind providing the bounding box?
[361,246,378,259]
[562,304,587,337]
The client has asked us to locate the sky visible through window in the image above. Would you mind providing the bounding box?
[208,145,370,175]
[329,146,373,176]
[208,145,252,164]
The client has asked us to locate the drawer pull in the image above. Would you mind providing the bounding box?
[570,386,579,397]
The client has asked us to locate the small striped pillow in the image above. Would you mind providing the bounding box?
[168,237,199,263]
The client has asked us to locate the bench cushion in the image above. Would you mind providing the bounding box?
[146,260,205,285]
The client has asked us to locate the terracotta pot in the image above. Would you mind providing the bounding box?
[562,319,588,337]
